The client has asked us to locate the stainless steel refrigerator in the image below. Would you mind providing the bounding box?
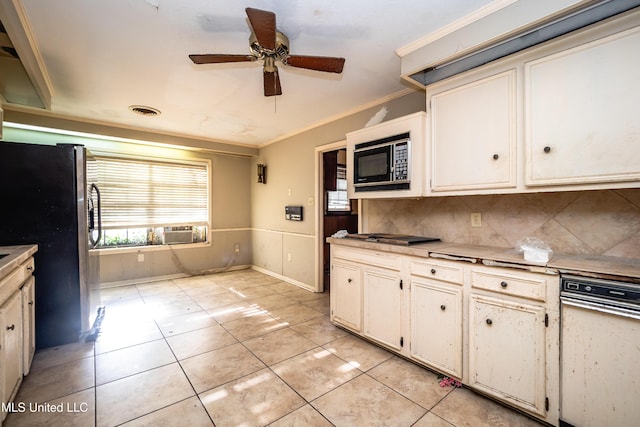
[0,141,102,349]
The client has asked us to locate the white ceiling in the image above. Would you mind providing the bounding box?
[11,0,494,147]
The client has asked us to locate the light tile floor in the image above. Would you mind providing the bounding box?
[4,270,544,426]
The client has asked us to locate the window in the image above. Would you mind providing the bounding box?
[326,166,351,212]
[91,156,209,248]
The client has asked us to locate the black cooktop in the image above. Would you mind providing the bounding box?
[346,233,440,246]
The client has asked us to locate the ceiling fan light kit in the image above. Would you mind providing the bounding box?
[189,7,345,97]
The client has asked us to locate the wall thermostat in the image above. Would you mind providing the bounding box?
[285,206,303,221]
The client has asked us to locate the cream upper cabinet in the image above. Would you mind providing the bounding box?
[428,68,517,192]
[525,25,640,187]
[421,9,640,196]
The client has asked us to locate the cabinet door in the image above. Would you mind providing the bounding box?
[429,69,517,191]
[331,261,362,332]
[22,276,35,375]
[525,26,640,186]
[410,279,462,378]
[363,268,403,351]
[469,295,547,416]
[1,291,23,404]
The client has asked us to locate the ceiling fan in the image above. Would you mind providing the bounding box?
[189,7,345,97]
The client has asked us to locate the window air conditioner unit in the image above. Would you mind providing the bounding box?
[163,228,193,244]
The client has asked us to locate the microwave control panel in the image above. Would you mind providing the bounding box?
[393,141,409,181]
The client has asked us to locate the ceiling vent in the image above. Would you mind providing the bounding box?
[128,105,161,116]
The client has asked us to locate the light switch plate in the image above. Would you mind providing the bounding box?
[471,212,482,228]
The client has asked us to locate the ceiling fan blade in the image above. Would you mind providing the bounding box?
[263,67,282,97]
[246,8,276,51]
[189,54,255,64]
[285,55,345,73]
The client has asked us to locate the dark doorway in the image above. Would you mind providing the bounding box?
[322,149,358,291]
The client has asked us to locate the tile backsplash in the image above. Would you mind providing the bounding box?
[364,189,640,260]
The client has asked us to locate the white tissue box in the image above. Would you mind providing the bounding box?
[523,248,550,263]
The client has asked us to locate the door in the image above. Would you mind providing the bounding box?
[411,279,462,378]
[331,261,361,332]
[363,267,403,351]
[22,276,36,374]
[429,69,517,191]
[1,291,23,403]
[525,26,640,186]
[469,294,547,416]
[561,299,640,426]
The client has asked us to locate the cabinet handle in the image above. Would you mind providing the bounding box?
[430,268,436,274]
[7,324,15,331]
[29,301,34,306]
[440,305,446,311]
[492,154,499,160]
[486,319,493,325]
[543,146,551,153]
[347,278,352,283]
[500,281,508,288]
[27,266,34,272]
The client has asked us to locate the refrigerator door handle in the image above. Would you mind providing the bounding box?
[89,183,102,248]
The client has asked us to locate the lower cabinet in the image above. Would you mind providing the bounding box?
[329,243,560,426]
[0,253,36,423]
[1,291,24,416]
[363,267,404,351]
[409,258,464,379]
[411,279,463,379]
[331,261,362,332]
[21,276,36,375]
[469,294,547,416]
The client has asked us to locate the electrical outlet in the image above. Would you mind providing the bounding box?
[234,243,240,254]
[471,212,482,228]
[137,253,144,262]
[308,197,314,206]
[287,188,292,196]
[287,253,292,262]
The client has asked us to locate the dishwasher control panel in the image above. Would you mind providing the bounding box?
[561,275,640,304]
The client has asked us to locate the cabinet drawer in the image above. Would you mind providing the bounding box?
[332,246,402,271]
[410,259,463,285]
[0,257,35,304]
[471,268,547,301]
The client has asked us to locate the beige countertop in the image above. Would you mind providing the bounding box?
[0,244,38,281]
[327,237,640,281]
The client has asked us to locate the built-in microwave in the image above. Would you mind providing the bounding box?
[353,132,410,192]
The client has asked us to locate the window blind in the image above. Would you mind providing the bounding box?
[93,156,208,229]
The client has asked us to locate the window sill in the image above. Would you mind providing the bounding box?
[89,241,211,255]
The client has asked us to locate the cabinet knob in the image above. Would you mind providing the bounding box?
[492,154,499,160]
[500,281,508,288]
[27,266,34,272]
[430,268,436,274]
[7,324,15,331]
[543,146,551,153]
[486,319,493,325]
[29,301,34,306]
[440,305,446,311]
[347,278,352,283]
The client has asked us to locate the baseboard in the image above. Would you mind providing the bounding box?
[98,264,251,288]
[250,265,317,293]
